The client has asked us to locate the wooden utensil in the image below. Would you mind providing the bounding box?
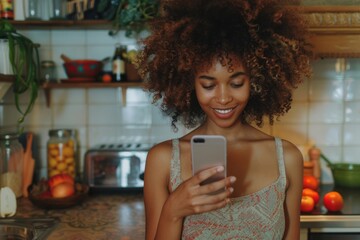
[22,133,35,197]
[60,54,72,63]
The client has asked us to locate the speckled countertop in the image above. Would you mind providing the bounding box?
[15,193,145,240]
[11,184,360,239]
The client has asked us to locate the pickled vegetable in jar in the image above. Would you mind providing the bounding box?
[47,129,76,178]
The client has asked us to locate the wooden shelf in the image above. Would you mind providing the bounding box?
[0,74,15,82]
[7,20,111,30]
[42,81,144,107]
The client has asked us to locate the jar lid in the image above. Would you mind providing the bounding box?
[49,129,72,138]
[0,132,19,140]
[41,60,56,68]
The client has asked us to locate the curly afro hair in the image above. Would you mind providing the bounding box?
[137,0,313,130]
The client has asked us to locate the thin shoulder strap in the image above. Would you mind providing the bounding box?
[170,139,181,191]
[275,137,286,184]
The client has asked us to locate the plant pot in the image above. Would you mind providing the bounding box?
[0,39,13,75]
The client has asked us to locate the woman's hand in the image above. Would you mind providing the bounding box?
[163,166,236,222]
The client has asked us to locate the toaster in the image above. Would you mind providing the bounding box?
[84,143,150,193]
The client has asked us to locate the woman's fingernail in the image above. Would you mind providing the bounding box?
[216,166,224,172]
[230,176,236,183]
[228,187,234,193]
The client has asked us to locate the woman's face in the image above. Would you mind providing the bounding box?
[194,57,250,128]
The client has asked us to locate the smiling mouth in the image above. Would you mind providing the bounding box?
[213,108,235,114]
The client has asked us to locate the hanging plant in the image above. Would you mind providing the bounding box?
[97,0,160,37]
[0,20,40,132]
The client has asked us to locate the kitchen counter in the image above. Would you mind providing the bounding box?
[15,193,145,240]
[11,184,360,239]
[301,184,360,229]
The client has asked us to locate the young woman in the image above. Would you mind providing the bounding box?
[138,0,313,239]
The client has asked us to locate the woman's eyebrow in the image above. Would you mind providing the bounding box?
[198,71,247,80]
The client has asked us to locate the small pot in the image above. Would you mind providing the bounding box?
[321,154,360,188]
[63,60,103,79]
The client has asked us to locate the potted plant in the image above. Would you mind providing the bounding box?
[97,0,160,37]
[0,20,40,131]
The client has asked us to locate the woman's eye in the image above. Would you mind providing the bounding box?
[202,85,215,90]
[231,82,244,88]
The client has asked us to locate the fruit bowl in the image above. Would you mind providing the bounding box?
[28,182,89,209]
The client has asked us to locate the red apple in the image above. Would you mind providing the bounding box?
[301,195,315,212]
[302,188,320,204]
[50,182,75,198]
[48,173,75,189]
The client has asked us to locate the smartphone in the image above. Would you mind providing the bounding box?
[191,135,227,189]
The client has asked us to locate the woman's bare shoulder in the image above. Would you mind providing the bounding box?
[147,139,174,163]
[279,138,304,183]
[280,139,303,164]
[144,139,175,186]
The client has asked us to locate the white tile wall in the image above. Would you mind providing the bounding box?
[1,29,360,184]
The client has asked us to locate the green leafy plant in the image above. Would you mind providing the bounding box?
[97,0,160,37]
[0,20,40,131]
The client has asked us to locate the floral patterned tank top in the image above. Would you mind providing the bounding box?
[169,137,286,240]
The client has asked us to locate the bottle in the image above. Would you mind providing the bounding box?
[47,129,76,178]
[0,0,14,19]
[0,132,23,198]
[112,44,127,82]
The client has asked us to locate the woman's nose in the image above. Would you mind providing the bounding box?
[216,88,232,104]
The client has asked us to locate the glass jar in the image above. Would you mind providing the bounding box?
[49,0,67,20]
[41,60,57,83]
[0,132,23,198]
[24,0,42,20]
[47,129,76,178]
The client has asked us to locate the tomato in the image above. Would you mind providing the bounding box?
[301,195,315,212]
[303,175,319,190]
[102,73,112,83]
[323,191,344,212]
[302,188,320,204]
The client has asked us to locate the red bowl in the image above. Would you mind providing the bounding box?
[63,60,103,79]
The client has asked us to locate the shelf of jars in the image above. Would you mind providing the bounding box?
[41,81,144,107]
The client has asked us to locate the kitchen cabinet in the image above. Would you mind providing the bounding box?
[303,6,360,58]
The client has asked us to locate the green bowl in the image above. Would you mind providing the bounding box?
[330,163,360,188]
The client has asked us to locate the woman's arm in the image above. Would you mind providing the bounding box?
[144,141,235,240]
[144,142,176,240]
[282,140,304,240]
